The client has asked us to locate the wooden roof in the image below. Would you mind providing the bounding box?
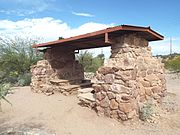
[32,25,164,50]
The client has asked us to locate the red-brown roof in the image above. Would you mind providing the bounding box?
[32,25,164,50]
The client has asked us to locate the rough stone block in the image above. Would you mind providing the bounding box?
[104,74,115,84]
[110,99,119,110]
[98,67,114,75]
[100,97,110,108]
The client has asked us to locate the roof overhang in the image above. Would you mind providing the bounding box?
[32,25,164,50]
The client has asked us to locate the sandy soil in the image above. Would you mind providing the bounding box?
[0,74,180,135]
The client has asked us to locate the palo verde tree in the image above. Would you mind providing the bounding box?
[0,35,43,85]
[76,50,105,73]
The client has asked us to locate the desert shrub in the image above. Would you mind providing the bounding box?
[165,55,180,73]
[0,35,43,85]
[139,102,153,121]
[17,73,31,86]
[76,51,105,73]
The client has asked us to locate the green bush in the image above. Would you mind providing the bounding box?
[76,51,104,73]
[18,73,31,86]
[0,35,43,85]
[139,102,153,121]
[165,55,180,73]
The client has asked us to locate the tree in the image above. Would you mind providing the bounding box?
[0,35,43,85]
[76,50,105,73]
[165,55,180,73]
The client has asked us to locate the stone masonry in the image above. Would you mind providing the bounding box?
[93,33,166,121]
[31,60,55,94]
[45,47,84,82]
[31,47,84,95]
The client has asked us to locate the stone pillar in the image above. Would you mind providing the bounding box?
[45,47,84,82]
[94,33,166,121]
[31,47,84,94]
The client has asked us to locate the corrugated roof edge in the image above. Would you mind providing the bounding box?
[32,24,164,48]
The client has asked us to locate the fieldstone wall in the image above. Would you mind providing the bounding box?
[45,47,84,82]
[31,47,84,94]
[31,60,56,94]
[93,33,166,121]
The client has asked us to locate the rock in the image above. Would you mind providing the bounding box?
[145,74,158,82]
[98,67,114,75]
[140,79,150,87]
[112,67,119,72]
[111,84,131,94]
[131,68,137,80]
[118,111,128,121]
[153,93,161,100]
[107,92,115,99]
[137,83,146,96]
[114,79,125,85]
[120,85,132,94]
[96,106,104,116]
[116,94,132,103]
[96,73,105,81]
[138,71,146,78]
[104,74,114,84]
[110,110,119,119]
[151,86,161,93]
[145,88,152,96]
[122,47,131,53]
[126,80,136,88]
[110,84,121,93]
[78,93,95,102]
[100,97,110,108]
[78,88,94,94]
[102,84,111,92]
[147,69,153,75]
[118,102,133,113]
[127,110,136,119]
[93,84,104,93]
[104,107,111,117]
[95,92,106,101]
[123,57,134,69]
[110,99,119,110]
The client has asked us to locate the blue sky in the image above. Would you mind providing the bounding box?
[0,0,180,56]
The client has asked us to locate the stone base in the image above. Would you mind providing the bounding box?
[93,34,166,121]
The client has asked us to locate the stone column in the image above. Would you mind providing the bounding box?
[94,33,166,121]
[31,47,84,94]
[45,47,84,82]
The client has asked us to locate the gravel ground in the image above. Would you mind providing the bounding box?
[0,73,180,135]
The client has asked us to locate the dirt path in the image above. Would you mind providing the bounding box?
[0,74,180,135]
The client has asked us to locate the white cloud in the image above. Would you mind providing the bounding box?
[0,0,51,16]
[1,17,179,57]
[0,17,113,42]
[72,11,94,17]
[0,17,113,58]
[0,9,35,16]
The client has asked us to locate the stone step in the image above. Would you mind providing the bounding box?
[59,82,93,92]
[78,93,95,102]
[78,88,94,94]
[50,79,91,86]
[60,85,80,92]
[50,79,70,86]
[50,79,69,83]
